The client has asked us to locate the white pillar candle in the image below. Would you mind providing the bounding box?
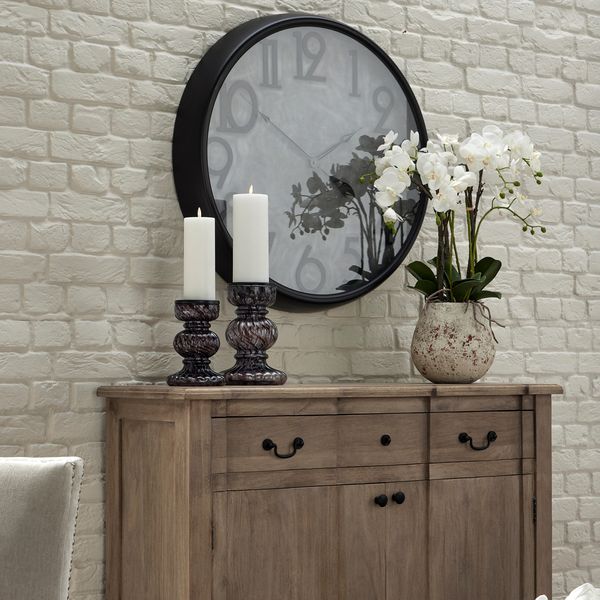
[232,186,269,283]
[183,208,216,300]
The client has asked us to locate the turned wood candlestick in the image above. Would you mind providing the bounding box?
[167,300,225,386]
[223,283,287,385]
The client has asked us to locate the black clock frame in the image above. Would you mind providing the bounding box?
[172,12,428,309]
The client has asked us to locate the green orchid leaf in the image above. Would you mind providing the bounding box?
[427,256,461,285]
[409,279,438,297]
[470,290,502,301]
[473,257,502,292]
[451,277,483,302]
[406,261,437,283]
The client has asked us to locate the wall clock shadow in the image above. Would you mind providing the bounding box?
[173,12,428,311]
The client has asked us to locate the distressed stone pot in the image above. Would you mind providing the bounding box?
[411,302,496,384]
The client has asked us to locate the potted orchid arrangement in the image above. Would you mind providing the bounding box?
[368,125,545,383]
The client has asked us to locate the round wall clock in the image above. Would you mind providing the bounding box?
[173,13,428,308]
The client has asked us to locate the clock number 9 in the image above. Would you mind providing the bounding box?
[295,244,326,293]
[373,86,394,131]
[207,137,233,189]
[218,80,258,133]
[294,31,326,82]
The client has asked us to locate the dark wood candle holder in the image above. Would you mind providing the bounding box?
[167,300,225,386]
[223,283,287,385]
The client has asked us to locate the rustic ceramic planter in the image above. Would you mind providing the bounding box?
[411,302,496,384]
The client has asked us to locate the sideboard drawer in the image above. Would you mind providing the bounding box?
[430,411,523,462]
[338,414,427,467]
[213,416,337,473]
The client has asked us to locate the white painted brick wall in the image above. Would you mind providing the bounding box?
[0,0,598,597]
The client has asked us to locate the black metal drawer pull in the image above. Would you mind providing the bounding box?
[458,430,497,451]
[374,494,388,507]
[391,491,405,504]
[380,434,392,446]
[262,437,304,459]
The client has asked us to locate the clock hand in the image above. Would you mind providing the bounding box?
[259,111,314,161]
[316,128,362,161]
[235,91,314,161]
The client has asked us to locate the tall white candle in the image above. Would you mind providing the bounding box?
[183,208,216,300]
[232,186,269,283]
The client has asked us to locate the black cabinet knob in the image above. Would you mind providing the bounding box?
[374,494,388,507]
[380,434,392,446]
[391,491,405,505]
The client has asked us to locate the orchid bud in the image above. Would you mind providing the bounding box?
[541,227,547,233]
[513,181,521,187]
[522,225,528,232]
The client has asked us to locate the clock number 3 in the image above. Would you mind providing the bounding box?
[294,31,326,82]
[218,80,258,133]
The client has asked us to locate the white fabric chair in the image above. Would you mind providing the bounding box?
[0,457,84,600]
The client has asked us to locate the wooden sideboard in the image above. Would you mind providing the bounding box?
[99,383,562,600]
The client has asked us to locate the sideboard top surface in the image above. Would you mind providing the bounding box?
[97,383,563,401]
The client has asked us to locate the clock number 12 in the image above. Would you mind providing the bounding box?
[294,31,326,82]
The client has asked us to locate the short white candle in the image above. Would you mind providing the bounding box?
[232,186,269,283]
[183,208,216,300]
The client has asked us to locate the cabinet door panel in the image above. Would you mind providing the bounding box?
[339,484,387,600]
[214,486,338,600]
[385,480,428,600]
[429,475,528,600]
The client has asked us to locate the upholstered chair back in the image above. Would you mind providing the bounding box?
[0,457,84,600]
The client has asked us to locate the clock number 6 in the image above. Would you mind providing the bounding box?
[373,86,394,131]
[294,31,326,82]
[207,137,233,189]
[295,244,327,293]
[218,80,258,133]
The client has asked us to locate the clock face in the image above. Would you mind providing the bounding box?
[174,16,427,305]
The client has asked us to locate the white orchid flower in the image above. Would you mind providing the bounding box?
[563,583,600,600]
[436,132,459,149]
[375,144,412,175]
[382,207,404,224]
[377,130,398,152]
[401,130,420,158]
[530,150,542,172]
[459,132,504,172]
[374,167,408,196]
[375,189,398,209]
[387,146,413,171]
[374,156,388,176]
[504,130,534,161]
[424,140,457,167]
[450,165,477,193]
[373,166,407,210]
[417,153,449,192]
[432,183,460,213]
